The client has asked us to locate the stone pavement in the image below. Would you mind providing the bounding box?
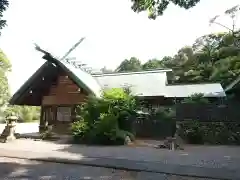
[0,139,240,179]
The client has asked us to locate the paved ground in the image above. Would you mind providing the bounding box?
[1,157,214,180]
[0,123,240,179]
[1,139,240,169]
[0,139,240,179]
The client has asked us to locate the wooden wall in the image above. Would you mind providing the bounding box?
[42,75,87,105]
[40,74,88,134]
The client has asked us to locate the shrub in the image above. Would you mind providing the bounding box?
[90,113,119,145]
[71,88,137,145]
[179,121,240,145]
[154,107,175,121]
[179,121,204,144]
[182,93,209,104]
[71,120,89,142]
[116,129,135,142]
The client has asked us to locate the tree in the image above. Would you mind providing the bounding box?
[142,58,163,70]
[193,33,225,64]
[210,5,240,48]
[115,32,239,87]
[0,0,9,122]
[115,57,142,72]
[113,5,240,90]
[0,0,9,33]
[0,50,11,106]
[131,0,201,19]
[4,105,40,122]
[0,50,11,122]
[210,55,240,87]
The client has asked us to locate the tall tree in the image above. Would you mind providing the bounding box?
[131,0,201,19]
[0,0,9,34]
[0,0,9,121]
[115,57,142,72]
[0,50,11,121]
[142,58,164,70]
[0,50,11,105]
[113,5,240,89]
[210,5,240,48]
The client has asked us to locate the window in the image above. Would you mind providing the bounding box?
[57,107,71,122]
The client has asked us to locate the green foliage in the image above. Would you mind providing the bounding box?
[114,31,239,88]
[0,50,11,122]
[116,130,135,142]
[0,0,9,33]
[4,105,40,123]
[115,57,142,72]
[179,121,204,144]
[131,0,201,19]
[142,59,164,70]
[114,6,240,92]
[103,88,127,99]
[182,93,209,104]
[0,50,11,105]
[71,120,89,142]
[180,122,240,145]
[210,55,240,87]
[154,106,175,121]
[178,92,240,145]
[71,88,137,145]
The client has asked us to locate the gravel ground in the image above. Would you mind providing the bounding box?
[0,157,215,180]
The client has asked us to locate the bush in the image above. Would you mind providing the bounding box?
[71,120,89,142]
[179,121,240,145]
[179,121,204,144]
[182,93,209,104]
[71,88,137,145]
[116,130,135,142]
[90,113,119,145]
[72,113,129,145]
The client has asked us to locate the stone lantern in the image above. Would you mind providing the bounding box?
[0,114,18,143]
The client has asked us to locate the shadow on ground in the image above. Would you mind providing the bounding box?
[0,157,139,180]
[0,158,217,180]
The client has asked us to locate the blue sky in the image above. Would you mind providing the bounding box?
[0,0,239,94]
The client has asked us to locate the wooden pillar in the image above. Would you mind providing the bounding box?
[71,105,77,122]
[39,106,47,133]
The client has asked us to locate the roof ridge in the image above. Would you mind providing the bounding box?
[166,82,222,86]
[92,69,172,77]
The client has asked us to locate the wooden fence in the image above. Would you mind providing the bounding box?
[176,103,240,122]
[133,117,174,139]
[133,102,240,139]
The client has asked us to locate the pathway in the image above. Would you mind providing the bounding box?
[0,157,214,180]
[0,139,240,179]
